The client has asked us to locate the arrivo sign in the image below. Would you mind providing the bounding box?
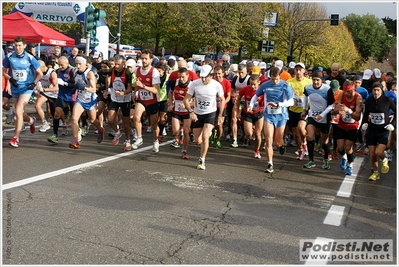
[34,13,76,23]
[49,39,67,46]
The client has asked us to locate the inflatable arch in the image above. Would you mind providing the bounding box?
[11,2,109,59]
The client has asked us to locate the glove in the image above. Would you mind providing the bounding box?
[361,123,368,131]
[384,124,395,131]
[9,77,18,87]
[57,78,65,86]
[74,81,86,91]
[27,83,36,90]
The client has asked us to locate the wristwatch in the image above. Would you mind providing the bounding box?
[188,109,194,113]
[143,84,146,89]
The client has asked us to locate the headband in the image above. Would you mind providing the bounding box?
[75,56,87,65]
[343,84,355,91]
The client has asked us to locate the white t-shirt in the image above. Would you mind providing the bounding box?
[188,79,224,115]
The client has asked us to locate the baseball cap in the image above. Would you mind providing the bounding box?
[312,70,324,80]
[221,62,230,71]
[27,43,36,49]
[136,59,143,67]
[295,62,305,69]
[187,61,194,71]
[252,66,261,75]
[329,79,340,92]
[275,60,284,70]
[386,71,394,77]
[230,64,238,72]
[93,51,103,59]
[259,62,267,69]
[199,64,213,77]
[126,59,136,67]
[363,69,373,80]
[169,56,176,60]
[7,45,14,51]
[288,61,296,68]
[373,68,381,79]
[253,61,259,66]
[354,75,363,82]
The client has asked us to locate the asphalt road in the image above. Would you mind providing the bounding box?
[1,104,397,265]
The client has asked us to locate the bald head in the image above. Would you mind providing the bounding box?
[178,60,188,69]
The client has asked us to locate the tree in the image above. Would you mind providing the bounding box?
[382,17,397,37]
[344,14,394,62]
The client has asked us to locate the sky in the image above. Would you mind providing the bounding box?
[321,1,397,19]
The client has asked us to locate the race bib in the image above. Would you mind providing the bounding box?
[13,70,27,82]
[370,112,384,125]
[246,100,258,110]
[267,105,282,114]
[174,100,187,112]
[311,110,321,117]
[139,89,153,101]
[342,112,355,123]
[197,98,211,111]
[294,96,305,108]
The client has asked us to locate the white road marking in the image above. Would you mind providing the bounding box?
[304,237,335,265]
[336,157,363,198]
[2,140,173,191]
[323,205,345,226]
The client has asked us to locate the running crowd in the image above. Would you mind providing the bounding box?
[2,36,397,180]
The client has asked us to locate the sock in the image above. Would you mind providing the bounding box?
[268,161,273,166]
[322,143,330,160]
[53,118,60,136]
[307,140,315,161]
[29,117,34,125]
[200,157,205,163]
[74,137,79,143]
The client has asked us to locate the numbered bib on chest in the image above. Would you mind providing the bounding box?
[294,96,305,107]
[370,112,385,125]
[267,105,282,114]
[174,100,186,112]
[246,100,259,110]
[342,112,355,123]
[139,89,153,100]
[13,70,27,82]
[197,98,211,111]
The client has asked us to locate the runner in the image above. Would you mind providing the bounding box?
[2,36,43,147]
[238,74,264,158]
[361,82,396,181]
[249,66,294,173]
[69,55,105,149]
[332,80,363,175]
[301,70,335,170]
[183,64,225,170]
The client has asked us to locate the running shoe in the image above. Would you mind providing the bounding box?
[345,166,353,175]
[170,139,180,149]
[153,140,159,153]
[279,145,286,155]
[124,140,132,151]
[197,158,206,170]
[210,133,215,145]
[381,158,389,174]
[385,150,393,163]
[78,128,82,142]
[254,150,261,159]
[332,150,339,159]
[147,126,152,133]
[225,134,231,141]
[112,131,122,146]
[303,161,316,169]
[322,159,330,170]
[296,149,302,160]
[328,154,333,161]
[181,150,189,159]
[368,172,380,181]
[162,128,167,136]
[216,140,222,149]
[318,149,325,156]
[355,142,365,152]
[363,147,369,155]
[97,127,105,143]
[47,134,58,144]
[190,133,194,143]
[8,137,19,148]
[29,116,36,134]
[264,163,274,173]
[230,140,238,148]
[243,137,249,147]
[302,143,308,153]
[62,125,68,136]
[6,111,14,124]
[69,140,80,149]
[340,158,347,171]
[131,137,143,149]
[39,122,51,133]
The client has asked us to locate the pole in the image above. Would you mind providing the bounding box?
[85,32,90,57]
[288,18,330,60]
[116,2,122,55]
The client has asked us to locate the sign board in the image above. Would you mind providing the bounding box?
[192,54,205,62]
[258,40,274,54]
[263,28,269,39]
[263,12,278,27]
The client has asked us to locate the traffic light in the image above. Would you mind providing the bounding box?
[84,3,106,37]
[330,14,339,26]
